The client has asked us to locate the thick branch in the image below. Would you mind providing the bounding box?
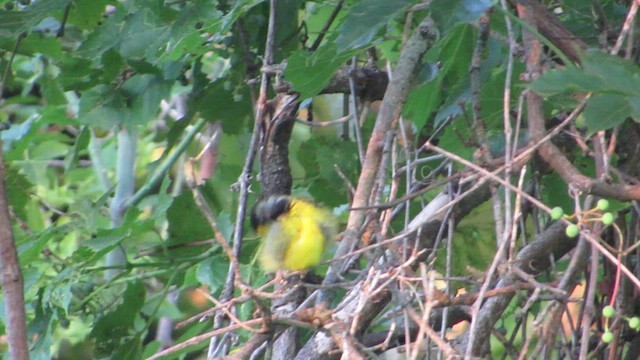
[0,142,28,360]
[319,16,438,305]
[260,93,299,196]
[320,66,388,101]
[508,0,587,63]
[458,220,575,356]
[360,307,471,349]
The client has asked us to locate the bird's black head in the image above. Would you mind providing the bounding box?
[250,195,291,230]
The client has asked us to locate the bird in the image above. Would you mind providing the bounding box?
[250,195,337,272]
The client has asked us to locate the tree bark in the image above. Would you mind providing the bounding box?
[0,141,29,360]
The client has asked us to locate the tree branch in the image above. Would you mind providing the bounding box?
[0,141,28,360]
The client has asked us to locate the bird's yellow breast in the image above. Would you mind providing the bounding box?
[254,197,336,272]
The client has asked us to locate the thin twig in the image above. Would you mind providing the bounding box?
[309,0,344,51]
[293,114,352,127]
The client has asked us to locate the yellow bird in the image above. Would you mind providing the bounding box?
[250,195,337,272]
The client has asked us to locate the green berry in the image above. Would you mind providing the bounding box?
[602,306,615,318]
[551,207,564,220]
[602,331,614,343]
[602,213,614,226]
[629,317,640,330]
[565,224,580,238]
[597,199,610,211]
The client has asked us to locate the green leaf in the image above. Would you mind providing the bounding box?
[43,281,73,314]
[122,75,172,126]
[100,49,125,84]
[437,115,474,161]
[5,166,31,219]
[57,56,97,90]
[414,61,440,86]
[28,301,55,360]
[39,68,67,106]
[583,94,640,133]
[118,8,167,59]
[285,44,353,99]
[31,139,70,160]
[430,0,493,31]
[75,9,126,59]
[83,233,126,253]
[220,0,265,32]
[531,50,640,134]
[531,66,605,95]
[68,0,117,30]
[166,192,214,258]
[113,334,143,360]
[335,0,415,53]
[78,84,128,129]
[0,35,63,57]
[196,257,228,294]
[2,116,35,150]
[297,136,358,207]
[407,24,475,127]
[581,50,640,96]
[0,0,72,37]
[156,0,224,60]
[64,126,90,172]
[541,173,572,213]
[91,281,145,354]
[19,224,77,265]
[193,81,252,135]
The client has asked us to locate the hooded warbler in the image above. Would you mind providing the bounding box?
[250,195,337,272]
